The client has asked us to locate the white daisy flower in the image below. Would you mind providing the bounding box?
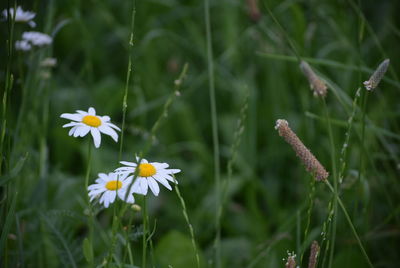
[60,107,121,148]
[2,6,36,27]
[88,173,135,208]
[115,157,181,196]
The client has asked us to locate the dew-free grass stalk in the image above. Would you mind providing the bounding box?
[109,1,136,264]
[300,177,315,264]
[142,196,148,268]
[175,184,200,267]
[84,141,94,267]
[324,181,373,268]
[204,0,221,265]
[0,2,16,174]
[322,100,339,268]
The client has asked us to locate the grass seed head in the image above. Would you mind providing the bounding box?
[275,119,329,181]
[363,59,390,91]
[285,252,297,268]
[308,240,320,268]
[300,60,328,98]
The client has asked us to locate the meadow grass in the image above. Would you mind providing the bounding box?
[1,0,400,267]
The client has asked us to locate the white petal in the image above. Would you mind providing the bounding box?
[62,122,80,128]
[101,116,110,122]
[73,126,87,137]
[152,162,169,169]
[118,190,134,203]
[120,161,137,167]
[76,110,88,115]
[68,126,78,136]
[136,156,148,163]
[153,175,172,190]
[88,184,104,191]
[108,191,117,204]
[60,113,82,121]
[165,168,181,174]
[132,178,148,195]
[147,177,160,196]
[99,192,107,207]
[88,107,96,115]
[99,125,119,142]
[78,126,90,137]
[90,128,101,148]
[98,173,110,182]
[106,122,121,131]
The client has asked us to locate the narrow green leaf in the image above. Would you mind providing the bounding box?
[0,153,29,187]
[0,191,17,259]
[82,237,93,263]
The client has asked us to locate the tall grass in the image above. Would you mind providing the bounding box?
[1,0,400,267]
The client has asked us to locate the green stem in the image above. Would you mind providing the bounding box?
[142,196,148,268]
[175,184,200,267]
[84,141,94,267]
[323,100,338,268]
[204,0,221,266]
[324,181,373,268]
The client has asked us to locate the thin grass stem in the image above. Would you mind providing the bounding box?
[175,184,200,267]
[322,100,338,268]
[324,181,374,268]
[84,141,94,267]
[204,0,221,266]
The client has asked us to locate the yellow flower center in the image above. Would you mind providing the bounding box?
[138,163,156,177]
[105,180,123,191]
[82,115,101,127]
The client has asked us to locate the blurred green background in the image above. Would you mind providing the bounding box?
[1,0,400,267]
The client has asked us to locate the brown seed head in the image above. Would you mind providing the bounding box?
[285,254,296,268]
[300,60,328,98]
[363,59,390,91]
[275,119,329,181]
[308,240,320,268]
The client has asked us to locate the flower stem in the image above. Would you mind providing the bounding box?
[84,141,94,266]
[142,195,148,268]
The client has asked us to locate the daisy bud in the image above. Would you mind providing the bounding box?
[308,240,320,268]
[300,60,327,98]
[131,204,141,212]
[275,119,329,181]
[363,59,390,91]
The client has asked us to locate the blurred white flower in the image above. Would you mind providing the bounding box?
[40,57,57,67]
[2,6,36,27]
[22,31,52,46]
[115,157,181,196]
[88,173,135,208]
[60,107,121,148]
[15,40,32,51]
[15,31,52,51]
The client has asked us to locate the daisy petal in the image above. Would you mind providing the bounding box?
[107,122,121,131]
[101,116,110,122]
[132,178,148,195]
[88,107,96,115]
[60,113,82,121]
[148,177,160,196]
[153,175,172,190]
[120,161,137,167]
[90,128,101,148]
[68,126,78,136]
[165,168,181,174]
[62,122,80,128]
[99,125,119,142]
